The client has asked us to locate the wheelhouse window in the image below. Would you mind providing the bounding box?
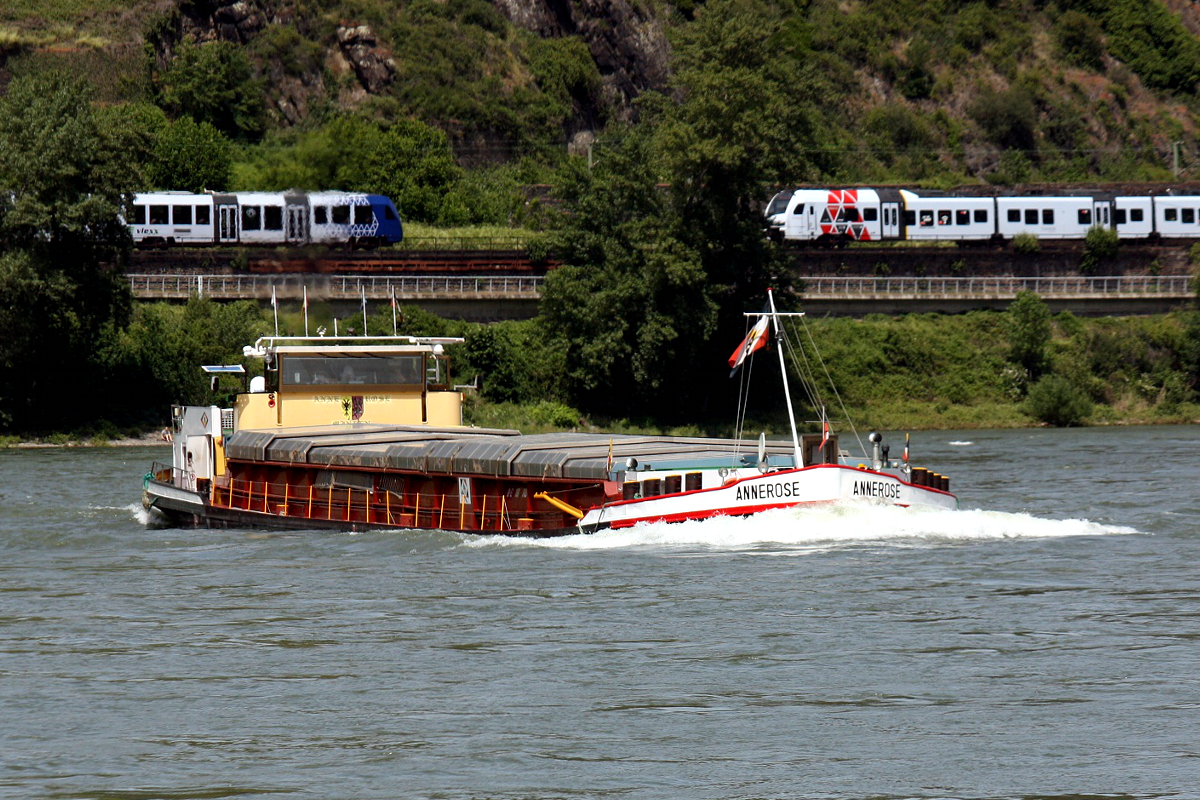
[196,206,210,225]
[332,205,350,224]
[150,205,169,225]
[281,354,425,388]
[354,205,374,225]
[264,206,283,231]
[242,206,261,231]
[173,205,192,225]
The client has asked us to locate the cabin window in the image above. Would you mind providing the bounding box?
[956,210,969,225]
[1114,209,1126,225]
[974,209,988,223]
[172,205,192,225]
[1165,208,1178,222]
[132,205,146,225]
[1024,209,1038,225]
[919,210,933,227]
[196,206,210,225]
[1079,209,1092,225]
[242,206,261,230]
[354,205,374,225]
[281,354,425,387]
[1184,208,1196,225]
[903,210,915,226]
[1131,208,1144,222]
[384,205,398,221]
[314,206,328,225]
[863,207,877,222]
[1007,209,1020,223]
[332,205,350,224]
[264,206,283,231]
[1042,209,1055,225]
[792,203,806,215]
[150,205,169,225]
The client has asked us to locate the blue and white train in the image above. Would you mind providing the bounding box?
[765,187,1200,244]
[129,191,403,247]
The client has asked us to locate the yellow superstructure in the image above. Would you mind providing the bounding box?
[232,340,464,431]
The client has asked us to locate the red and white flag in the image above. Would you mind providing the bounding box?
[820,419,830,448]
[728,314,770,374]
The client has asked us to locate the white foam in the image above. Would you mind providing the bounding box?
[463,502,1138,552]
[948,440,974,446]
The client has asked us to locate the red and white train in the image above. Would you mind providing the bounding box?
[765,187,1200,243]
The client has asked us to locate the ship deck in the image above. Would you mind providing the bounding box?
[225,424,800,481]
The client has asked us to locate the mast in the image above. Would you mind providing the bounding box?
[767,288,803,466]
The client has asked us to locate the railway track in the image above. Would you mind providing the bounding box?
[128,248,551,275]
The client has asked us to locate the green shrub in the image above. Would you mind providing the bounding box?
[1013,233,1040,254]
[1025,374,1093,426]
[1055,10,1105,71]
[1079,225,1119,274]
[528,400,580,429]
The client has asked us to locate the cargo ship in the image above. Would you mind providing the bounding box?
[142,294,957,535]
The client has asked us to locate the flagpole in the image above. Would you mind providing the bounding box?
[361,285,367,336]
[272,285,279,336]
[767,288,803,467]
[303,286,309,337]
[391,286,398,335]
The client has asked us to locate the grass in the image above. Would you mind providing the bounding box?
[395,223,539,251]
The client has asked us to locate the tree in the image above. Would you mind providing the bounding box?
[1007,290,1052,380]
[0,72,138,431]
[157,41,264,139]
[150,116,232,192]
[363,120,463,222]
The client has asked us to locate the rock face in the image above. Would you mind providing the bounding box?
[335,25,395,95]
[177,0,268,45]
[491,0,671,122]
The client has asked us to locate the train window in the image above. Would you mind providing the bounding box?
[903,210,915,226]
[149,205,169,225]
[264,206,283,230]
[1131,209,1144,222]
[354,205,373,225]
[172,205,192,225]
[242,206,261,231]
[1078,209,1092,225]
[919,210,933,227]
[332,205,350,224]
[793,204,805,215]
[384,205,397,221]
[1165,208,1178,222]
[314,206,328,225]
[863,207,877,221]
[196,206,210,225]
[1114,209,1126,225]
[132,205,146,225]
[1042,209,1054,225]
[1024,209,1037,225]
[956,210,969,225]
[1007,209,1020,223]
[937,210,950,225]
[974,210,988,223]
[1184,208,1195,225]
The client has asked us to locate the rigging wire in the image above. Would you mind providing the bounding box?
[797,314,867,460]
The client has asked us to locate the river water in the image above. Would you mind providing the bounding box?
[2,425,1199,800]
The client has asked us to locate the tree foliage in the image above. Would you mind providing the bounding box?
[1007,290,1052,380]
[150,116,232,192]
[156,41,264,139]
[0,71,137,431]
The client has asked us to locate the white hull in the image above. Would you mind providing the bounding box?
[580,464,955,531]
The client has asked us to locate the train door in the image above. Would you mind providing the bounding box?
[286,205,308,243]
[1094,201,1111,228]
[881,202,901,239]
[217,205,239,243]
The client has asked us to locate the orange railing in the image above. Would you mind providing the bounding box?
[209,478,561,532]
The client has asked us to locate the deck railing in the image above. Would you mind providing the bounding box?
[799,275,1194,297]
[209,477,563,533]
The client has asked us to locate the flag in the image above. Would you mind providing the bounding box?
[820,419,830,449]
[271,285,279,336]
[728,312,770,375]
[360,285,367,335]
